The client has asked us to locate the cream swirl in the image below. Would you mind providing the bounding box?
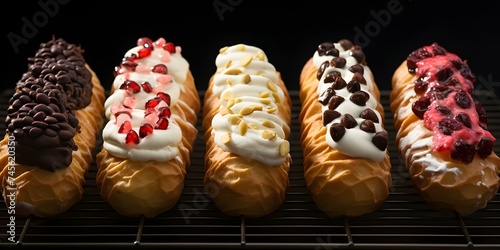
[315,41,388,162]
[211,44,290,166]
[102,37,187,162]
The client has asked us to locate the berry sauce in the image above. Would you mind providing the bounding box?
[407,43,495,163]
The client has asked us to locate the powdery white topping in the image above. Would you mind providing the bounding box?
[102,110,182,162]
[315,42,386,162]
[211,44,290,166]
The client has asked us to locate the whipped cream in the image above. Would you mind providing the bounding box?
[102,37,190,162]
[211,44,290,166]
[314,41,387,162]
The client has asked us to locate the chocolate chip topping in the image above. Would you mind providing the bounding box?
[323,110,341,126]
[340,113,357,129]
[348,64,364,74]
[317,42,335,57]
[328,95,345,110]
[350,91,370,106]
[339,39,353,50]
[317,61,330,80]
[6,37,90,171]
[372,131,388,151]
[360,108,379,123]
[360,120,376,133]
[330,123,345,142]
[350,47,366,64]
[319,87,335,105]
[331,57,346,68]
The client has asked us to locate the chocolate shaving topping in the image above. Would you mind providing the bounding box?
[6,37,90,171]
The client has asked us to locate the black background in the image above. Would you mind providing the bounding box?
[3,0,500,96]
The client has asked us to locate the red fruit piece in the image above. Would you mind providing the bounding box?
[137,37,153,47]
[412,96,431,119]
[121,60,138,71]
[118,120,132,134]
[476,137,493,158]
[156,92,171,105]
[141,81,153,93]
[162,42,176,53]
[125,130,140,145]
[126,80,141,94]
[159,107,171,118]
[144,107,156,116]
[437,117,463,135]
[156,117,169,130]
[152,64,168,74]
[145,97,162,109]
[119,81,128,89]
[451,138,475,163]
[137,48,152,58]
[139,123,154,138]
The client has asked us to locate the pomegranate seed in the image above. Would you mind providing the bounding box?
[156,117,169,130]
[125,130,140,145]
[137,37,153,46]
[126,81,141,94]
[119,81,128,89]
[156,92,171,105]
[113,65,122,76]
[124,54,138,61]
[141,81,152,93]
[137,48,152,58]
[162,42,176,53]
[152,64,168,74]
[118,120,132,134]
[155,38,166,46]
[114,111,132,119]
[159,107,171,118]
[121,61,138,71]
[139,123,154,138]
[145,97,162,109]
[144,107,156,116]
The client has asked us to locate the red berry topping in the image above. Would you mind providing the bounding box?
[125,53,138,61]
[437,117,463,135]
[125,130,140,145]
[476,137,493,158]
[137,48,152,58]
[139,123,154,138]
[156,92,171,105]
[141,81,153,93]
[162,42,176,53]
[126,80,141,94]
[145,97,162,109]
[159,107,171,118]
[152,64,168,74]
[451,138,475,163]
[156,117,169,130]
[114,111,132,119]
[412,96,431,119]
[144,107,156,116]
[137,37,153,47]
[121,60,138,71]
[118,121,132,134]
[454,90,471,109]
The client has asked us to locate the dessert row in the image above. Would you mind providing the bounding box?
[1,37,499,219]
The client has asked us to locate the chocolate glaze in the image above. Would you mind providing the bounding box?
[6,38,91,171]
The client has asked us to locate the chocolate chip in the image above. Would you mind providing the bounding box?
[34,111,46,121]
[348,64,364,74]
[22,116,34,125]
[331,57,346,68]
[324,71,339,84]
[318,42,335,56]
[13,128,24,138]
[328,95,345,110]
[35,93,50,104]
[350,91,370,106]
[323,110,341,126]
[29,127,43,137]
[13,118,23,128]
[360,108,379,123]
[339,39,353,50]
[326,48,339,57]
[351,72,366,84]
[48,123,60,131]
[350,49,365,64]
[340,113,357,128]
[44,116,58,124]
[33,103,50,113]
[317,61,330,80]
[360,120,376,133]
[332,76,347,90]
[44,128,57,137]
[372,131,388,151]
[52,113,67,122]
[330,123,345,142]
[319,87,335,105]
[59,130,74,140]
[32,121,47,129]
[347,80,361,93]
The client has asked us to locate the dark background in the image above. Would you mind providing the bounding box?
[3,0,500,96]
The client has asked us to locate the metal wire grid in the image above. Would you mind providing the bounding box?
[0,90,499,249]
